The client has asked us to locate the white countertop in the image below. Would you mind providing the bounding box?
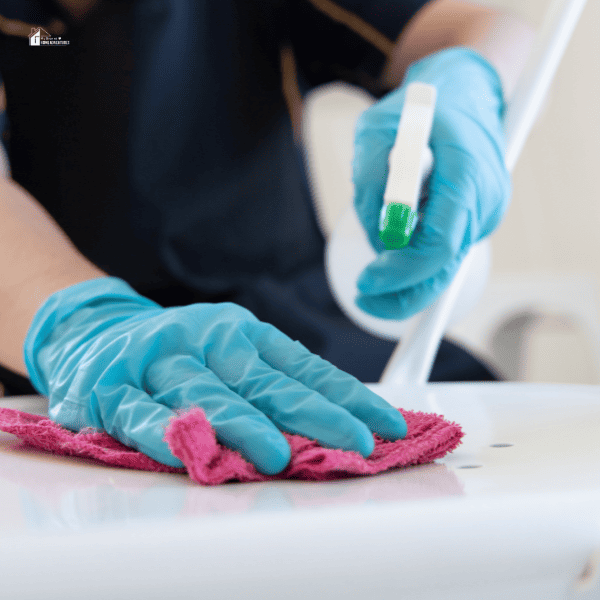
[1,382,599,600]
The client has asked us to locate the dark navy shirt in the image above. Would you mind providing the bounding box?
[0,0,500,387]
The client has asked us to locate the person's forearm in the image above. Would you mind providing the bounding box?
[381,0,536,99]
[0,177,107,377]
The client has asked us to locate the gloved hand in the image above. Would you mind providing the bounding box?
[353,47,511,319]
[24,277,407,475]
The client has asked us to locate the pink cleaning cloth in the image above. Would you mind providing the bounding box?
[0,407,463,485]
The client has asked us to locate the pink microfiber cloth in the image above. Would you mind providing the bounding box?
[0,407,463,485]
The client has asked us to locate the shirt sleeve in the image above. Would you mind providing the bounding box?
[288,0,432,93]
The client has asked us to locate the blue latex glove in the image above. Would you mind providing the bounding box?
[353,47,511,319]
[23,278,407,475]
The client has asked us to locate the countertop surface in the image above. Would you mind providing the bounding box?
[1,382,599,600]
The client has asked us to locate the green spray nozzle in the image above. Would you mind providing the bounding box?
[379,202,418,249]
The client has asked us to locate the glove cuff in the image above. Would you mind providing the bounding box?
[23,277,160,395]
[404,46,505,107]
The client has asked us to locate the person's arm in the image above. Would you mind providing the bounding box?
[381,0,536,99]
[0,177,108,376]
[0,4,106,374]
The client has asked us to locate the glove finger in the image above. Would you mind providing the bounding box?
[356,251,467,320]
[244,321,408,442]
[146,346,377,460]
[197,326,376,457]
[88,382,185,468]
[422,145,478,234]
[357,199,470,295]
[143,353,292,475]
